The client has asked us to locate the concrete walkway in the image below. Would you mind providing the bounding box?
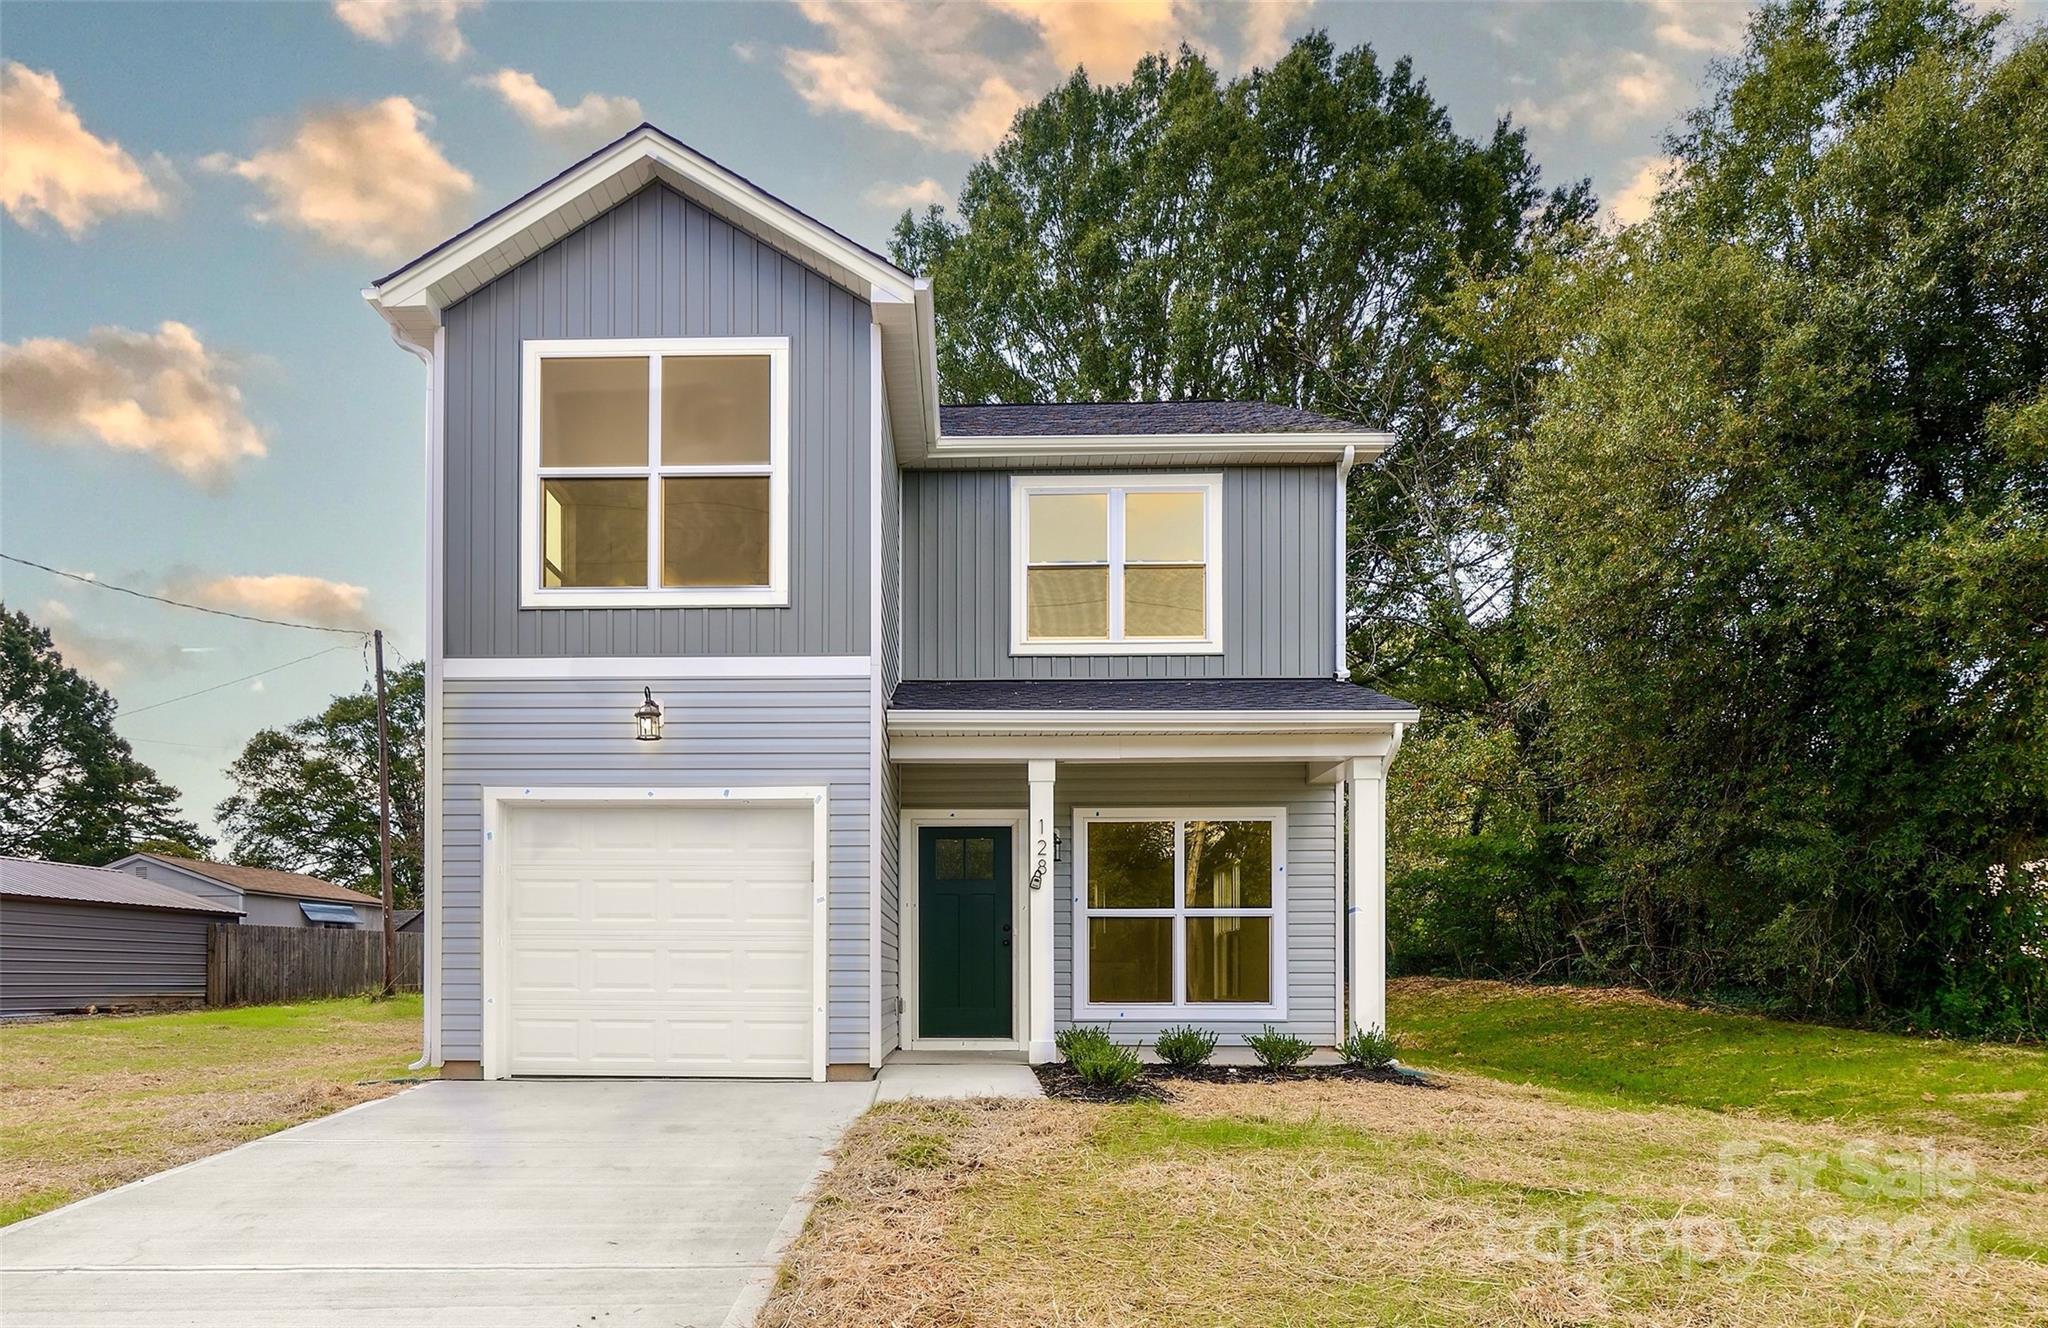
[0,1079,876,1328]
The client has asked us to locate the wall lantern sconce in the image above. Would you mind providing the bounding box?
[1054,831,1067,864]
[634,687,664,742]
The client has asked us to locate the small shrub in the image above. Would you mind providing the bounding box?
[1153,1024,1218,1070]
[1245,1025,1313,1069]
[1070,1038,1145,1090]
[1056,1024,1112,1062]
[1338,1024,1399,1069]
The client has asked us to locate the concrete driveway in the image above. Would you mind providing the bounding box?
[0,1079,877,1327]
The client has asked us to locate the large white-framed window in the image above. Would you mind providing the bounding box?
[1009,473,1223,655]
[1072,807,1286,1021]
[519,337,790,608]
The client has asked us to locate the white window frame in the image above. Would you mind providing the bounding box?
[1072,805,1287,1021]
[1009,472,1224,656]
[519,336,790,609]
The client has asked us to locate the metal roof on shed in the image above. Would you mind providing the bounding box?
[0,857,242,915]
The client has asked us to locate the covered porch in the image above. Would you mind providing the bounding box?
[882,679,1416,1065]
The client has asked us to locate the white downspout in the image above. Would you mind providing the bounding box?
[1335,444,1355,679]
[388,322,442,1073]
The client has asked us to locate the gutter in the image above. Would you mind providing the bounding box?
[1336,444,1356,680]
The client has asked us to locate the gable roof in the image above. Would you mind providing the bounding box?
[114,854,379,907]
[365,123,1393,468]
[0,856,242,915]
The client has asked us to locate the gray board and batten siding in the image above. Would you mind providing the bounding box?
[901,467,1337,680]
[440,180,872,660]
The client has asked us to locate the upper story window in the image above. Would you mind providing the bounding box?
[519,337,789,608]
[1010,473,1222,656]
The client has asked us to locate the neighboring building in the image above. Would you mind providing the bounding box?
[108,855,384,930]
[364,124,1416,1083]
[395,909,424,934]
[0,856,241,1017]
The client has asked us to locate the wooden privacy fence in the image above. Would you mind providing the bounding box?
[207,924,423,1006]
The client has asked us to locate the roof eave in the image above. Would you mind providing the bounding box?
[886,708,1421,736]
[915,429,1394,467]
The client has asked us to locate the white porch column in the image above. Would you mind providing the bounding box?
[1347,756,1388,1036]
[1026,759,1057,1063]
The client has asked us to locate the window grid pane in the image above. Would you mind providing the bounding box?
[1026,566,1110,639]
[539,357,649,468]
[661,355,771,465]
[1123,565,1206,639]
[541,478,648,588]
[661,476,770,588]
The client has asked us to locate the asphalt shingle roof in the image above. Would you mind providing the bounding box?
[890,678,1413,712]
[123,855,379,907]
[0,856,242,915]
[938,401,1369,438]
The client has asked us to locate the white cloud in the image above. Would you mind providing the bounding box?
[1608,154,1677,226]
[775,0,1292,157]
[1515,51,1681,139]
[1643,0,1750,54]
[473,69,642,145]
[866,177,951,210]
[1240,0,1314,69]
[331,0,481,63]
[0,321,266,481]
[203,97,474,258]
[177,574,374,631]
[987,0,1183,74]
[0,62,169,235]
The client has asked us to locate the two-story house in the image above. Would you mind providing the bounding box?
[365,125,1416,1082]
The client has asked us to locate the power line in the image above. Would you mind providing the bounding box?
[121,644,358,717]
[1,553,371,637]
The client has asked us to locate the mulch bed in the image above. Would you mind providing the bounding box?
[1033,1061,1435,1103]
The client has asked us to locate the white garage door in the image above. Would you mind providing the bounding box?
[502,802,816,1078]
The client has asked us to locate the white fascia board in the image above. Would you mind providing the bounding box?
[885,708,1421,735]
[924,431,1395,465]
[369,128,916,315]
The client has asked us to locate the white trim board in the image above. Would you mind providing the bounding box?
[476,785,832,1082]
[898,811,1029,1053]
[444,655,870,680]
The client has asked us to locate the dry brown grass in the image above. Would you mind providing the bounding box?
[763,1072,2048,1328]
[0,996,425,1224]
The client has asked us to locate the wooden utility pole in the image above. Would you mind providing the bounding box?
[373,629,396,997]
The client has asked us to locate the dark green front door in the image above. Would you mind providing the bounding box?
[918,827,1013,1039]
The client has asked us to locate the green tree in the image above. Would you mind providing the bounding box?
[0,605,212,864]
[1517,0,2047,1032]
[215,661,425,906]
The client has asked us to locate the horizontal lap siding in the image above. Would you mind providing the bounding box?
[442,182,870,659]
[440,676,872,1065]
[0,900,213,1015]
[901,467,1334,679]
[899,763,1339,1044]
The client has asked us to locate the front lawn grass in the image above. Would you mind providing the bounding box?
[1388,977,2044,1151]
[765,983,2047,1327]
[0,996,427,1225]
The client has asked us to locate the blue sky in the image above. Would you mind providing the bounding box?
[1,0,2029,838]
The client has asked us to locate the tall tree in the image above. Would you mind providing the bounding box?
[215,661,425,906]
[0,606,212,864]
[1517,0,2047,1031]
